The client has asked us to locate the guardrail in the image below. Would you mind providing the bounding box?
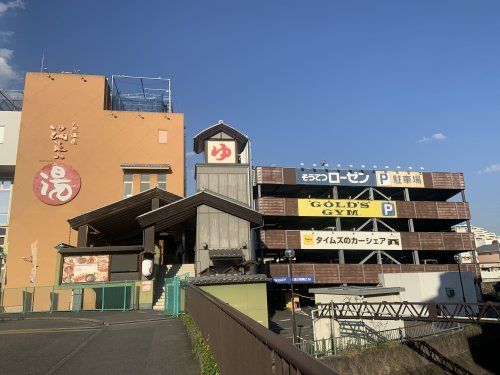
[296,322,464,358]
[0,281,136,314]
[185,285,337,375]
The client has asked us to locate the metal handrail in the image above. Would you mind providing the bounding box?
[186,285,336,375]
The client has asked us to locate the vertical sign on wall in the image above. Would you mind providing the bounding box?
[29,241,38,284]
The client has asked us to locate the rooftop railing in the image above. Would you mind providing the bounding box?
[109,75,172,113]
[0,89,23,111]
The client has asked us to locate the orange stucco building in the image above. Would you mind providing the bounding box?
[5,72,185,288]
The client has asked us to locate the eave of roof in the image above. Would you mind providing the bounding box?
[137,189,262,230]
[68,188,182,229]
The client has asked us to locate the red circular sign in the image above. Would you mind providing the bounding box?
[33,163,81,205]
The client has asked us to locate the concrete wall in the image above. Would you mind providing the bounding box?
[0,111,21,167]
[381,271,477,304]
[200,282,268,327]
[5,72,185,288]
[195,205,251,273]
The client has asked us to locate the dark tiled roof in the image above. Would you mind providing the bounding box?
[476,243,500,253]
[190,274,269,286]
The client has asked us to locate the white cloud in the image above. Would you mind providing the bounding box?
[431,133,446,140]
[0,31,13,43]
[418,133,447,143]
[478,164,500,174]
[0,48,19,86]
[0,0,24,17]
[186,151,197,157]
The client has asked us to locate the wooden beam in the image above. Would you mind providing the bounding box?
[143,225,155,253]
[77,225,90,247]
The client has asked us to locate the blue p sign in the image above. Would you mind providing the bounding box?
[382,202,396,217]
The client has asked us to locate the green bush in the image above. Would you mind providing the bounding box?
[180,313,220,375]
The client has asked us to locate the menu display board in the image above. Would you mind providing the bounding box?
[62,255,110,284]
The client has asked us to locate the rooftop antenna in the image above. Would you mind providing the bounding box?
[40,52,45,73]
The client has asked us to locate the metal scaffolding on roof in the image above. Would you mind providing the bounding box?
[110,75,172,113]
[0,89,23,111]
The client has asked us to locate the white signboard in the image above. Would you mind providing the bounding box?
[206,140,237,164]
[300,231,402,250]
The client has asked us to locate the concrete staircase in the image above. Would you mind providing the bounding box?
[152,264,195,311]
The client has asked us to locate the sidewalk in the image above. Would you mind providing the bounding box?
[0,311,199,375]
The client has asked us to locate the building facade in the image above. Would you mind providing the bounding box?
[254,166,479,298]
[0,90,23,285]
[4,72,185,288]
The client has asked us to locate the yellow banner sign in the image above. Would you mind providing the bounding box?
[375,171,424,188]
[297,199,398,218]
[301,231,402,250]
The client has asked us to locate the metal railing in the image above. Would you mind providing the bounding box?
[185,285,337,375]
[0,281,136,314]
[296,322,465,358]
[316,301,500,324]
[0,89,23,111]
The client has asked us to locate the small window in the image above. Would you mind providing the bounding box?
[0,126,4,144]
[158,129,168,144]
[157,173,167,190]
[140,173,150,192]
[123,173,133,198]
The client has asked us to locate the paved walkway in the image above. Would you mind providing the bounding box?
[0,311,199,375]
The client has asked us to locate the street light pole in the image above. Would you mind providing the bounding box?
[285,248,298,345]
[454,254,466,303]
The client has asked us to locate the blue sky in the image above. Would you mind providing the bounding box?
[1,1,500,233]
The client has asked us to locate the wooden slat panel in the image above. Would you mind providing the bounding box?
[269,263,480,285]
[400,232,420,250]
[260,230,286,249]
[283,168,297,185]
[395,201,416,218]
[284,198,298,216]
[423,173,434,188]
[255,167,284,185]
[414,201,439,219]
[286,231,301,249]
[256,197,286,216]
[314,264,341,284]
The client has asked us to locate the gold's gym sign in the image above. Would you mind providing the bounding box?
[297,199,397,218]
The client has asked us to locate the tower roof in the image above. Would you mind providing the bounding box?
[193,120,249,154]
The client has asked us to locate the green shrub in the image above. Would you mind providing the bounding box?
[180,313,220,375]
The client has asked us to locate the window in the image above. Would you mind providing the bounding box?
[157,173,167,190]
[123,173,133,198]
[140,173,150,192]
[0,126,4,144]
[158,129,168,144]
[0,227,5,253]
[0,180,12,226]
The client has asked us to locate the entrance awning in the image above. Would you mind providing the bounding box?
[68,188,182,239]
[137,189,262,231]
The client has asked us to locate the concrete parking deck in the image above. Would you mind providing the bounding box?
[0,311,199,375]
